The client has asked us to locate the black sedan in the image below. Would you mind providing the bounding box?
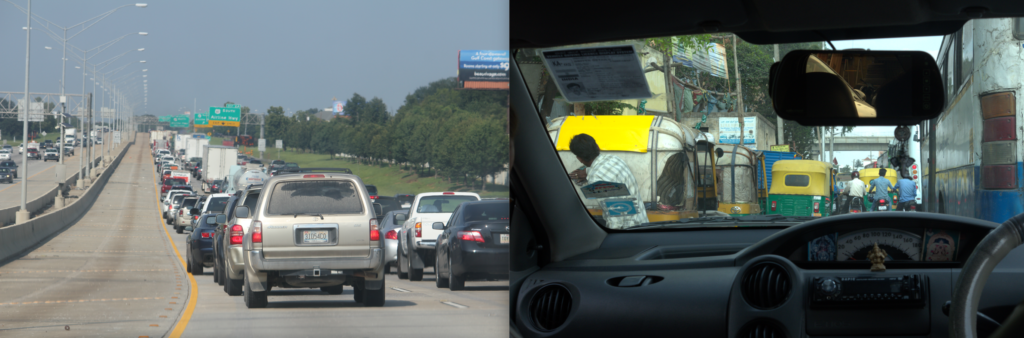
[434,200,509,290]
[0,160,17,179]
[0,168,13,183]
[187,213,225,276]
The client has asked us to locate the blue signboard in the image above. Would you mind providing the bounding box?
[603,199,638,217]
[458,50,509,83]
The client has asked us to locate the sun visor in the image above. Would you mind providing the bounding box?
[554,116,656,153]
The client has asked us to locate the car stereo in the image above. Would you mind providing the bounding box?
[810,275,926,308]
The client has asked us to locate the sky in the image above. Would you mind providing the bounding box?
[803,35,943,169]
[0,0,509,117]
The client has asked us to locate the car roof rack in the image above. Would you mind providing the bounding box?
[277,167,353,175]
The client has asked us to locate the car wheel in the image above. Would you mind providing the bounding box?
[448,255,464,291]
[214,262,221,284]
[225,269,243,296]
[353,285,364,303]
[383,263,391,274]
[397,245,409,279]
[320,285,343,295]
[191,257,204,275]
[186,253,192,273]
[176,225,183,234]
[435,252,449,288]
[243,273,268,308]
[363,280,385,307]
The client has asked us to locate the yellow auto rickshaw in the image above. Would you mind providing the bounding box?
[859,168,898,210]
[695,134,721,213]
[715,144,762,216]
[766,160,833,217]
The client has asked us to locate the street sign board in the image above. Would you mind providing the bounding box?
[101,107,114,119]
[169,115,190,128]
[258,138,266,152]
[208,120,240,127]
[226,104,241,109]
[193,113,209,126]
[209,107,241,126]
[770,145,791,152]
[158,116,171,122]
[16,99,44,122]
[275,140,282,149]
[114,132,122,144]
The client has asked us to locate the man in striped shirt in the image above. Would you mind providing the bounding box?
[568,134,649,229]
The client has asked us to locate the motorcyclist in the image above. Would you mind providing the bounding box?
[842,171,866,213]
[867,168,895,212]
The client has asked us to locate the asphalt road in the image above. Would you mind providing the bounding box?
[0,134,114,211]
[0,137,510,337]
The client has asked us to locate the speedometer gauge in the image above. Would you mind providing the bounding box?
[837,229,921,261]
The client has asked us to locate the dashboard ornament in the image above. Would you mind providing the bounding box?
[868,243,887,271]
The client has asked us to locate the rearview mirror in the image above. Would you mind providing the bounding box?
[234,206,250,219]
[770,50,944,126]
[432,222,444,230]
[395,213,406,222]
[216,214,227,224]
[206,214,219,225]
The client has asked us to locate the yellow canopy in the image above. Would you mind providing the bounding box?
[554,115,656,153]
[859,168,898,186]
[769,160,832,196]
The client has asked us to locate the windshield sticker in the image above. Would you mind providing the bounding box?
[603,199,638,217]
[808,233,838,261]
[541,45,652,102]
[581,181,631,199]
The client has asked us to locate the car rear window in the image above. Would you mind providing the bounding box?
[365,185,378,195]
[463,202,510,222]
[205,197,230,213]
[267,180,363,215]
[173,195,186,205]
[166,179,186,186]
[416,195,478,213]
[243,191,261,210]
[182,198,198,209]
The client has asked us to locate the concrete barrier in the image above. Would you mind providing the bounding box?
[0,140,135,264]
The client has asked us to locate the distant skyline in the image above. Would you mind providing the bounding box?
[0,0,509,117]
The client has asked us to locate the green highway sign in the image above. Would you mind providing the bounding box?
[209,106,241,127]
[158,116,171,122]
[194,113,209,126]
[226,104,241,109]
[169,115,190,128]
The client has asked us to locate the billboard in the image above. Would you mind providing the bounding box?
[333,100,345,115]
[158,116,171,122]
[193,113,208,126]
[718,117,757,147]
[458,50,509,89]
[208,106,240,127]
[169,115,190,128]
[16,99,44,122]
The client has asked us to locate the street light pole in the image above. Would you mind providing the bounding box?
[17,0,32,224]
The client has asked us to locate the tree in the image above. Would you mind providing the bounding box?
[840,165,852,174]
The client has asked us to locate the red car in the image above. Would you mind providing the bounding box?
[161,178,188,194]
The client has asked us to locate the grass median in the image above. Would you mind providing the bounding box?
[207,137,508,198]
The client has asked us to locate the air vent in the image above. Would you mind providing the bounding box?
[529,284,572,331]
[738,320,787,338]
[741,262,791,310]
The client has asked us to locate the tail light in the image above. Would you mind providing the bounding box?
[457,231,485,243]
[303,174,325,178]
[370,219,380,241]
[230,225,243,245]
[771,201,777,211]
[201,232,212,238]
[851,209,860,213]
[415,222,421,238]
[385,230,398,240]
[251,221,262,243]
[443,192,454,195]
[910,205,917,211]
[813,202,820,213]
[880,199,886,204]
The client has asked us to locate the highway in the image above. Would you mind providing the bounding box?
[0,134,113,210]
[0,138,509,337]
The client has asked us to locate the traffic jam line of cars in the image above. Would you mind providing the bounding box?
[152,145,510,309]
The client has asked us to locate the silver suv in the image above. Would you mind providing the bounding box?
[219,185,263,296]
[238,169,385,308]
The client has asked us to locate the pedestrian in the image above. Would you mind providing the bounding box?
[843,171,866,212]
[568,133,649,229]
[867,168,894,211]
[894,175,917,211]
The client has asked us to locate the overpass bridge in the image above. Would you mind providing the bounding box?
[806,136,895,152]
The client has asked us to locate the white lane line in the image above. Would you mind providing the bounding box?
[442,301,468,309]
[391,287,411,293]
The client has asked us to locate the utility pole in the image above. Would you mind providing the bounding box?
[259,115,265,160]
[17,0,32,224]
[733,34,745,146]
[774,44,784,147]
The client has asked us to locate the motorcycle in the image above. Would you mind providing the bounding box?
[875,197,890,212]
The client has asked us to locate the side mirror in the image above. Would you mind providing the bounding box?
[373,203,383,217]
[715,148,725,158]
[216,214,227,224]
[432,222,445,230]
[190,208,200,216]
[234,206,250,219]
[206,215,219,225]
[395,213,406,222]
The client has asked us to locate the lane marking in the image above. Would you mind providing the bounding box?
[33,250,163,253]
[153,149,197,338]
[0,296,164,306]
[391,287,412,293]
[0,269,171,274]
[441,301,469,309]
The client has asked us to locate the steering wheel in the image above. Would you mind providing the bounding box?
[950,213,1024,337]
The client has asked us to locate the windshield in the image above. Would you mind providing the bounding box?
[516,29,970,229]
[416,196,479,213]
[204,197,230,213]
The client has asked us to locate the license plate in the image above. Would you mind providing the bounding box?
[879,206,888,211]
[302,230,329,244]
[500,233,509,244]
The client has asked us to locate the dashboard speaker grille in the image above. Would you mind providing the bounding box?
[738,320,787,338]
[741,262,791,310]
[529,284,572,331]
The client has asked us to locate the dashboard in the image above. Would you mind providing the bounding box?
[514,213,1024,338]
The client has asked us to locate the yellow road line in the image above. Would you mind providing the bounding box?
[152,148,197,338]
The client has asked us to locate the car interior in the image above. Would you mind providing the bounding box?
[510,2,1024,337]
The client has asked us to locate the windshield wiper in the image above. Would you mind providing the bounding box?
[627,214,815,230]
[293,213,324,220]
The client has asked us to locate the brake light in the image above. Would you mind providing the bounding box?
[303,174,324,178]
[771,201,777,211]
[880,199,886,204]
[201,232,212,238]
[415,222,421,238]
[813,202,819,213]
[443,192,454,195]
[251,221,262,243]
[457,231,485,243]
[385,229,398,240]
[230,225,243,245]
[370,219,380,241]
[851,209,860,213]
